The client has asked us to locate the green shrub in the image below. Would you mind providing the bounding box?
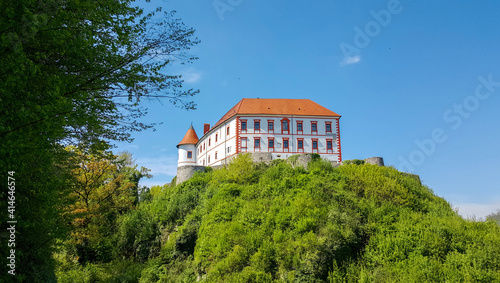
[56,153,500,282]
[343,159,365,165]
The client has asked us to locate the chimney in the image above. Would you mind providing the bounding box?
[204,123,210,134]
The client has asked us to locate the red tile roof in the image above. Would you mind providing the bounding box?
[177,125,199,147]
[212,98,340,129]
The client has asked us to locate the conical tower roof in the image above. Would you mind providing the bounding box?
[177,125,199,147]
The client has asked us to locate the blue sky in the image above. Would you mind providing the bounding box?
[115,0,500,219]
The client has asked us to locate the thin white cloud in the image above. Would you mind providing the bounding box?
[181,69,202,83]
[340,55,361,66]
[136,155,178,177]
[454,202,500,220]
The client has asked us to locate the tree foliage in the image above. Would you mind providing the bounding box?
[62,148,150,264]
[1,0,200,147]
[55,156,500,282]
[0,0,198,280]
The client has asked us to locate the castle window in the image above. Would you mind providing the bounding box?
[241,120,247,131]
[325,122,332,133]
[327,139,333,150]
[283,138,289,149]
[227,126,230,135]
[297,121,303,132]
[311,121,318,133]
[254,120,261,132]
[215,133,218,142]
[268,120,274,132]
[254,138,261,149]
[227,146,231,153]
[215,151,218,160]
[312,139,318,150]
[241,137,247,150]
[209,138,211,146]
[268,138,274,150]
[281,118,290,134]
[297,138,304,150]
[187,151,192,158]
[203,159,205,166]
[203,143,205,150]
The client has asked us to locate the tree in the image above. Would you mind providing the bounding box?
[0,0,198,280]
[63,147,151,263]
[115,152,152,205]
[1,0,200,147]
[487,210,500,225]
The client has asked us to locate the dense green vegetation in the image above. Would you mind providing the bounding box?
[55,154,500,282]
[0,0,198,280]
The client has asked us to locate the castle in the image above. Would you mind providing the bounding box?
[176,98,342,183]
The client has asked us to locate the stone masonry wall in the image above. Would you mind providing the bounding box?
[176,165,205,185]
[176,155,406,185]
[364,157,385,166]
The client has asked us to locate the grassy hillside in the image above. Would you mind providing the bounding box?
[56,154,500,282]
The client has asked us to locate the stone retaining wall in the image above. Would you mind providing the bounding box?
[176,165,205,184]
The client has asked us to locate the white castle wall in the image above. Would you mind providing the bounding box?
[196,117,238,167]
[238,115,340,163]
[178,144,197,167]
[190,115,341,167]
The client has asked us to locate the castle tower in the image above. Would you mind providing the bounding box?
[177,125,199,167]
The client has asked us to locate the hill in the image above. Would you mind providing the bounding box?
[56,154,500,282]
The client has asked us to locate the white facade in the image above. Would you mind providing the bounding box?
[236,115,340,162]
[192,115,341,167]
[196,118,238,167]
[178,144,197,167]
